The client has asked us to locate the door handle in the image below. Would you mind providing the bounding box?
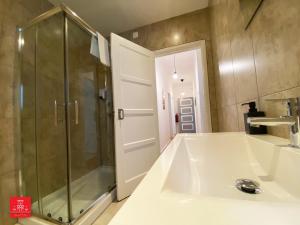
[74,100,79,125]
[54,100,58,126]
[54,100,65,126]
[118,109,125,120]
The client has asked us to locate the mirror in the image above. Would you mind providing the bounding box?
[240,0,264,29]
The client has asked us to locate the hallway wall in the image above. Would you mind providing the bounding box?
[155,59,173,150]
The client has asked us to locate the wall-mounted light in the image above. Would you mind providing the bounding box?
[18,36,24,51]
[162,90,166,110]
[172,55,178,79]
[173,33,180,42]
[173,72,178,79]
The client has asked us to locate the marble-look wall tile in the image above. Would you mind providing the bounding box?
[119,9,211,51]
[205,40,218,112]
[218,104,239,132]
[0,36,17,68]
[209,0,300,137]
[231,31,258,103]
[210,108,219,132]
[0,66,14,118]
[251,0,300,96]
[0,171,18,225]
[0,1,54,224]
[0,118,16,176]
[215,34,236,107]
[97,65,115,166]
[119,8,218,132]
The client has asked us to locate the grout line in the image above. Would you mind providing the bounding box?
[260,84,300,98]
[249,28,261,108]
[217,84,300,109]
[0,169,18,179]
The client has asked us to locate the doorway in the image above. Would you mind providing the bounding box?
[154,41,212,151]
[106,36,211,202]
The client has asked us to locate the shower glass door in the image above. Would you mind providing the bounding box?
[20,7,116,224]
[20,12,70,223]
[35,13,69,222]
[66,17,115,219]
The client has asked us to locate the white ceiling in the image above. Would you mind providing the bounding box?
[156,50,197,85]
[49,0,208,36]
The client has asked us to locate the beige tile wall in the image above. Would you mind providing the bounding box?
[0,0,53,224]
[209,0,300,138]
[97,65,115,168]
[119,8,219,132]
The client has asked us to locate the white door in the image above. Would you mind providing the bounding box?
[111,33,160,200]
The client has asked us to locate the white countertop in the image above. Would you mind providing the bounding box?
[108,133,300,225]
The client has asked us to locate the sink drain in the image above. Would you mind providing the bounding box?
[235,179,261,194]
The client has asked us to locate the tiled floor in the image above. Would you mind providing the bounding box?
[92,199,127,225]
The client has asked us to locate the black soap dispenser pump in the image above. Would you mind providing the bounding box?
[242,101,267,134]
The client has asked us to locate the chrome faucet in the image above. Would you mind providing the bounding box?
[247,97,300,148]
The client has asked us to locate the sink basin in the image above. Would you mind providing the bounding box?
[162,133,300,203]
[109,133,300,225]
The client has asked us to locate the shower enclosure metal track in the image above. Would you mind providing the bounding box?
[19,4,97,37]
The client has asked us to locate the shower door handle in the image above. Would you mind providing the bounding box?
[54,100,58,126]
[54,100,65,125]
[118,109,125,120]
[74,100,79,125]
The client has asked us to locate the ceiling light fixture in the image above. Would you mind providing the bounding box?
[172,55,178,80]
[173,33,180,41]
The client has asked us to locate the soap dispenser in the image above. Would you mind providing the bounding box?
[242,101,267,134]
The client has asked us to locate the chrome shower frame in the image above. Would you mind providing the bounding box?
[19,4,97,36]
[17,4,114,225]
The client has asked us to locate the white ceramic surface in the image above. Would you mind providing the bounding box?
[108,133,300,225]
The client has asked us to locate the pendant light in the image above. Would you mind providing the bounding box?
[172,55,178,79]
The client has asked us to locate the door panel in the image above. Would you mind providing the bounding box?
[121,82,154,108]
[122,116,156,143]
[20,25,40,216]
[35,13,69,222]
[111,33,160,200]
[66,18,115,219]
[119,46,153,80]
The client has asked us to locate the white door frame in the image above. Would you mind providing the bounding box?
[154,40,212,133]
[167,92,176,138]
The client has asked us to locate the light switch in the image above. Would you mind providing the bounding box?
[133,31,139,39]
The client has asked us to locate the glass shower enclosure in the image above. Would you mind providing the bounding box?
[18,5,115,224]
